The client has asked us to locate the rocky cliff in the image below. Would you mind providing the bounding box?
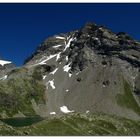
[0,22,140,122]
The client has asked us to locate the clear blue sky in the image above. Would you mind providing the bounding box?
[0,3,140,66]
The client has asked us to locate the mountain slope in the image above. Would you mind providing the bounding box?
[0,59,15,77]
[0,22,140,122]
[23,22,140,120]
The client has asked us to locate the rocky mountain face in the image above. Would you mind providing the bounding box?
[0,22,140,122]
[0,59,15,77]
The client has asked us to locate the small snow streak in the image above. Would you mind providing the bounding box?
[63,63,71,72]
[52,45,62,48]
[64,41,67,45]
[39,54,57,65]
[43,75,47,80]
[36,52,61,66]
[47,79,56,89]
[63,37,74,52]
[50,112,56,115]
[69,73,72,77]
[103,84,106,88]
[60,106,74,113]
[66,89,69,92]
[56,52,61,61]
[86,110,90,114]
[56,36,65,40]
[76,72,80,75]
[0,75,8,80]
[93,37,99,41]
[50,68,58,75]
[66,56,68,61]
[67,36,71,40]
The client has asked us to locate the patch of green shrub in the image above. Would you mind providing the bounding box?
[116,79,140,116]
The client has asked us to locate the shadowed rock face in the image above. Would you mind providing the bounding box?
[0,63,15,71]
[25,22,140,68]
[0,60,16,77]
[0,22,140,120]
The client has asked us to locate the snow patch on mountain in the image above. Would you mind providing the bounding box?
[66,89,69,92]
[50,112,56,115]
[69,73,72,77]
[103,84,106,88]
[76,72,80,75]
[0,60,11,66]
[55,36,65,40]
[64,41,67,45]
[60,106,74,113]
[92,37,99,41]
[63,63,71,72]
[52,45,62,48]
[66,56,68,61]
[56,52,61,61]
[0,75,8,80]
[47,79,56,89]
[63,37,74,52]
[86,110,90,114]
[50,68,58,75]
[39,54,57,65]
[43,75,47,80]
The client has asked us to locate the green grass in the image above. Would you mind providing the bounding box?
[0,74,46,117]
[91,119,117,133]
[116,79,140,116]
[32,68,43,81]
[0,113,140,136]
[7,67,28,75]
[29,119,82,136]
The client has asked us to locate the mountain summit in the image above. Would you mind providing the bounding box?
[0,22,140,126]
[21,22,140,120]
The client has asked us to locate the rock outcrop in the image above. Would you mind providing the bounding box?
[0,22,140,121]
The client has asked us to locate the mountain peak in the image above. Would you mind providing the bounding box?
[24,22,140,69]
[83,22,98,29]
[0,22,140,124]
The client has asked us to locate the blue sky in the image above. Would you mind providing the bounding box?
[0,3,140,66]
